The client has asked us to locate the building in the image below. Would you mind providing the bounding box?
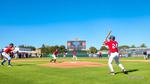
[120,48,150,57]
[14,47,41,58]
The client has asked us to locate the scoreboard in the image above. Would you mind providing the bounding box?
[67,40,86,50]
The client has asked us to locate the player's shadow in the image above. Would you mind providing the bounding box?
[115,69,139,75]
[14,63,35,66]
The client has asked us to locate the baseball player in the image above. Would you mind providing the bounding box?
[72,50,77,63]
[98,51,102,58]
[50,49,59,63]
[1,43,15,67]
[104,35,127,75]
[63,52,67,58]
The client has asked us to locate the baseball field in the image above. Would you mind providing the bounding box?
[0,57,150,84]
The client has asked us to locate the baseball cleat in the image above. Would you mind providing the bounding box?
[1,63,4,66]
[8,64,12,67]
[8,65,12,67]
[110,72,116,75]
[122,69,128,74]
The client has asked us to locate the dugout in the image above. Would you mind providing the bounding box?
[42,50,108,58]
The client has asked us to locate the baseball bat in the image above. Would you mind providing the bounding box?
[105,30,112,41]
[102,30,112,45]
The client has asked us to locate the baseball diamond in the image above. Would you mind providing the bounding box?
[0,0,150,84]
[0,57,150,84]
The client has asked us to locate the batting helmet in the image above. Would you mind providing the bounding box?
[109,35,115,40]
[9,43,14,47]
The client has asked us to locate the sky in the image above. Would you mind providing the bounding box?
[0,0,150,49]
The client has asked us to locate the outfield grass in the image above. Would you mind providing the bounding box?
[0,57,150,84]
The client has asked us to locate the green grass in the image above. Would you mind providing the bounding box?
[0,57,150,84]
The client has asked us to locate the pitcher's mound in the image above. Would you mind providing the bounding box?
[40,62,106,68]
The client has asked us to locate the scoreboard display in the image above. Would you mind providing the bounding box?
[67,41,86,50]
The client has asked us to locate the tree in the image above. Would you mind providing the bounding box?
[100,46,108,51]
[48,46,57,54]
[119,45,130,49]
[41,44,45,53]
[41,44,50,54]
[18,45,36,50]
[89,47,97,54]
[41,44,48,54]
[140,43,147,48]
[41,45,67,54]
[54,45,59,49]
[59,45,66,53]
[131,45,136,48]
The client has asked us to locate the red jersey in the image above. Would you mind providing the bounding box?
[99,52,102,55]
[72,51,77,56]
[4,46,14,54]
[64,52,67,55]
[53,51,58,56]
[104,40,118,53]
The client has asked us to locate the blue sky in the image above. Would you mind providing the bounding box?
[0,0,150,49]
